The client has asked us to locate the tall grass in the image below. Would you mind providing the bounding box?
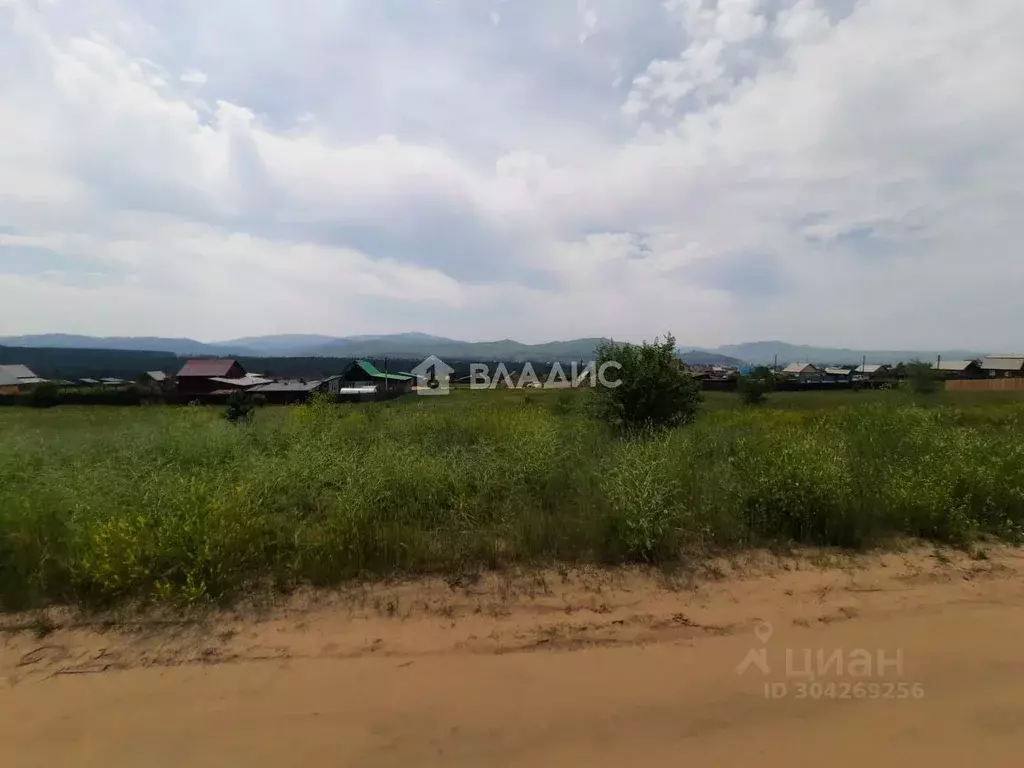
[2,393,1024,610]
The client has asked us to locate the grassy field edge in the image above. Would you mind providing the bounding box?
[2,388,1024,611]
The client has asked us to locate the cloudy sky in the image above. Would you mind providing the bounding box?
[1,0,1021,347]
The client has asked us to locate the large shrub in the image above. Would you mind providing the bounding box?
[26,382,60,409]
[737,366,776,406]
[588,333,703,431]
[224,392,256,424]
[904,360,941,396]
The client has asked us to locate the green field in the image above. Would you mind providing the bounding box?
[2,387,1024,610]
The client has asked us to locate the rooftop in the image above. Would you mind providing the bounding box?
[980,356,1024,371]
[178,359,244,378]
[250,380,322,393]
[0,364,39,380]
[783,363,819,374]
[933,360,978,372]
[348,360,414,382]
[855,364,888,374]
[209,375,274,388]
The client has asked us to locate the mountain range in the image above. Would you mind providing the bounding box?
[705,341,991,367]
[0,334,995,367]
[0,333,608,363]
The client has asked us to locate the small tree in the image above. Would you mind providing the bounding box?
[737,366,776,406]
[588,333,702,432]
[904,360,940,396]
[224,391,255,424]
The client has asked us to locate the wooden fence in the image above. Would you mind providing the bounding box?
[946,378,1024,392]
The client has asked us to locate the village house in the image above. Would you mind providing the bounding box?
[824,366,854,382]
[336,360,415,394]
[979,356,1024,378]
[247,379,325,404]
[250,379,320,393]
[0,368,20,395]
[931,360,985,379]
[317,376,378,397]
[176,359,272,394]
[853,363,891,381]
[782,362,822,381]
[0,365,47,393]
[684,364,712,380]
[246,377,379,403]
[143,371,170,387]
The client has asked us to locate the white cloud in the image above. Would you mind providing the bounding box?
[1,0,1023,349]
[713,0,766,43]
[577,0,598,42]
[775,0,831,43]
[180,69,208,85]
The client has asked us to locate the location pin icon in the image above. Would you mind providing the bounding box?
[754,621,774,645]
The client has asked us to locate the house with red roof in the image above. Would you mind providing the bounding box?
[176,359,260,394]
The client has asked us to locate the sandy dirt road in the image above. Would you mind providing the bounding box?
[3,547,1024,766]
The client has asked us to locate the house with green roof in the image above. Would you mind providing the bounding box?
[336,360,415,394]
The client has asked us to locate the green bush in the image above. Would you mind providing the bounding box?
[737,366,776,406]
[224,392,255,424]
[588,333,703,432]
[26,382,60,409]
[904,360,941,396]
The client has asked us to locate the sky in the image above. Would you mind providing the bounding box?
[1,0,1022,348]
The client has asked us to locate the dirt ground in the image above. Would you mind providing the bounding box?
[3,545,1024,766]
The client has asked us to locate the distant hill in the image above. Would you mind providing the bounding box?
[0,333,604,361]
[707,341,990,366]
[308,336,609,362]
[678,350,746,367]
[332,332,457,344]
[1,334,997,369]
[0,334,245,357]
[215,335,341,355]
